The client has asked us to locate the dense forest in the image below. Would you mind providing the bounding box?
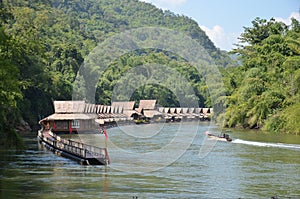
[0,0,232,147]
[220,17,300,135]
[0,0,299,148]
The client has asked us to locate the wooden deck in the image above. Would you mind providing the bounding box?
[38,130,110,165]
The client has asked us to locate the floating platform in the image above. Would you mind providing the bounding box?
[37,130,110,165]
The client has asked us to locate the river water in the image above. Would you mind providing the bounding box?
[1,122,300,198]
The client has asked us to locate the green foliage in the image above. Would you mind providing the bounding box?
[0,0,233,142]
[222,17,300,134]
[0,23,24,147]
[264,102,300,135]
[96,50,205,107]
[1,0,299,145]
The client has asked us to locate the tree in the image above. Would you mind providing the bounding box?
[222,17,300,134]
[0,25,24,148]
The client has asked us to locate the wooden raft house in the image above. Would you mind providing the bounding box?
[38,101,117,165]
[38,100,213,165]
[39,101,133,134]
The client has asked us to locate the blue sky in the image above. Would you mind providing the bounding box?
[141,0,300,51]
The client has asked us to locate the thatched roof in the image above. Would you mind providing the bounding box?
[123,110,141,117]
[44,100,213,125]
[54,101,86,113]
[39,113,95,123]
[170,108,176,114]
[158,107,164,113]
[138,100,157,110]
[85,103,96,113]
[195,108,202,114]
[202,108,210,114]
[176,108,182,113]
[164,107,170,113]
[188,108,195,114]
[136,107,143,113]
[111,101,135,110]
[182,108,189,114]
[143,110,164,118]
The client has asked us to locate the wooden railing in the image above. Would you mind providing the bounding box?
[41,131,107,159]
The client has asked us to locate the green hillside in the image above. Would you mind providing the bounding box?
[1,0,299,148]
[0,0,232,143]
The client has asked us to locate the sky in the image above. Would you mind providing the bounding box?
[141,0,300,51]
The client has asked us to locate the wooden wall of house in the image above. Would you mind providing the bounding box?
[51,120,99,133]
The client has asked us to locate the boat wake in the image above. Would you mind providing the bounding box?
[232,139,300,150]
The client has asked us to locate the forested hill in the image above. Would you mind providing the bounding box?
[6,0,226,57]
[3,0,298,145]
[0,0,232,138]
[51,0,218,53]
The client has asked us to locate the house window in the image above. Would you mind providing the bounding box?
[72,120,80,128]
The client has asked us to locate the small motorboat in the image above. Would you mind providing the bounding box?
[205,131,232,142]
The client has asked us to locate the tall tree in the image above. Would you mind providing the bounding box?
[222,17,300,134]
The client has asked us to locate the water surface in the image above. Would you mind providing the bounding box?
[1,122,299,198]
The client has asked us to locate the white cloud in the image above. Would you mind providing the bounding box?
[200,25,239,51]
[200,12,300,51]
[274,12,300,25]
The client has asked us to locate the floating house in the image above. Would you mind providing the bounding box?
[38,100,214,165]
[38,101,112,165]
[39,101,213,133]
[111,101,140,120]
[136,100,164,121]
[39,101,132,133]
[39,101,98,133]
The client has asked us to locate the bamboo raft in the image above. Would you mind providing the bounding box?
[37,130,110,165]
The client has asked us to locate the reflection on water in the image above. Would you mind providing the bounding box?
[1,123,300,199]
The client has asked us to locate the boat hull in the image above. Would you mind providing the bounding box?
[205,132,232,142]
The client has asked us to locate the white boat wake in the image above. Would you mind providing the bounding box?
[232,139,300,150]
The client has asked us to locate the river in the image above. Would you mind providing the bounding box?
[1,122,299,198]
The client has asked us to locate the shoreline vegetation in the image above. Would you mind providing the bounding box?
[0,0,299,148]
[219,18,300,135]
